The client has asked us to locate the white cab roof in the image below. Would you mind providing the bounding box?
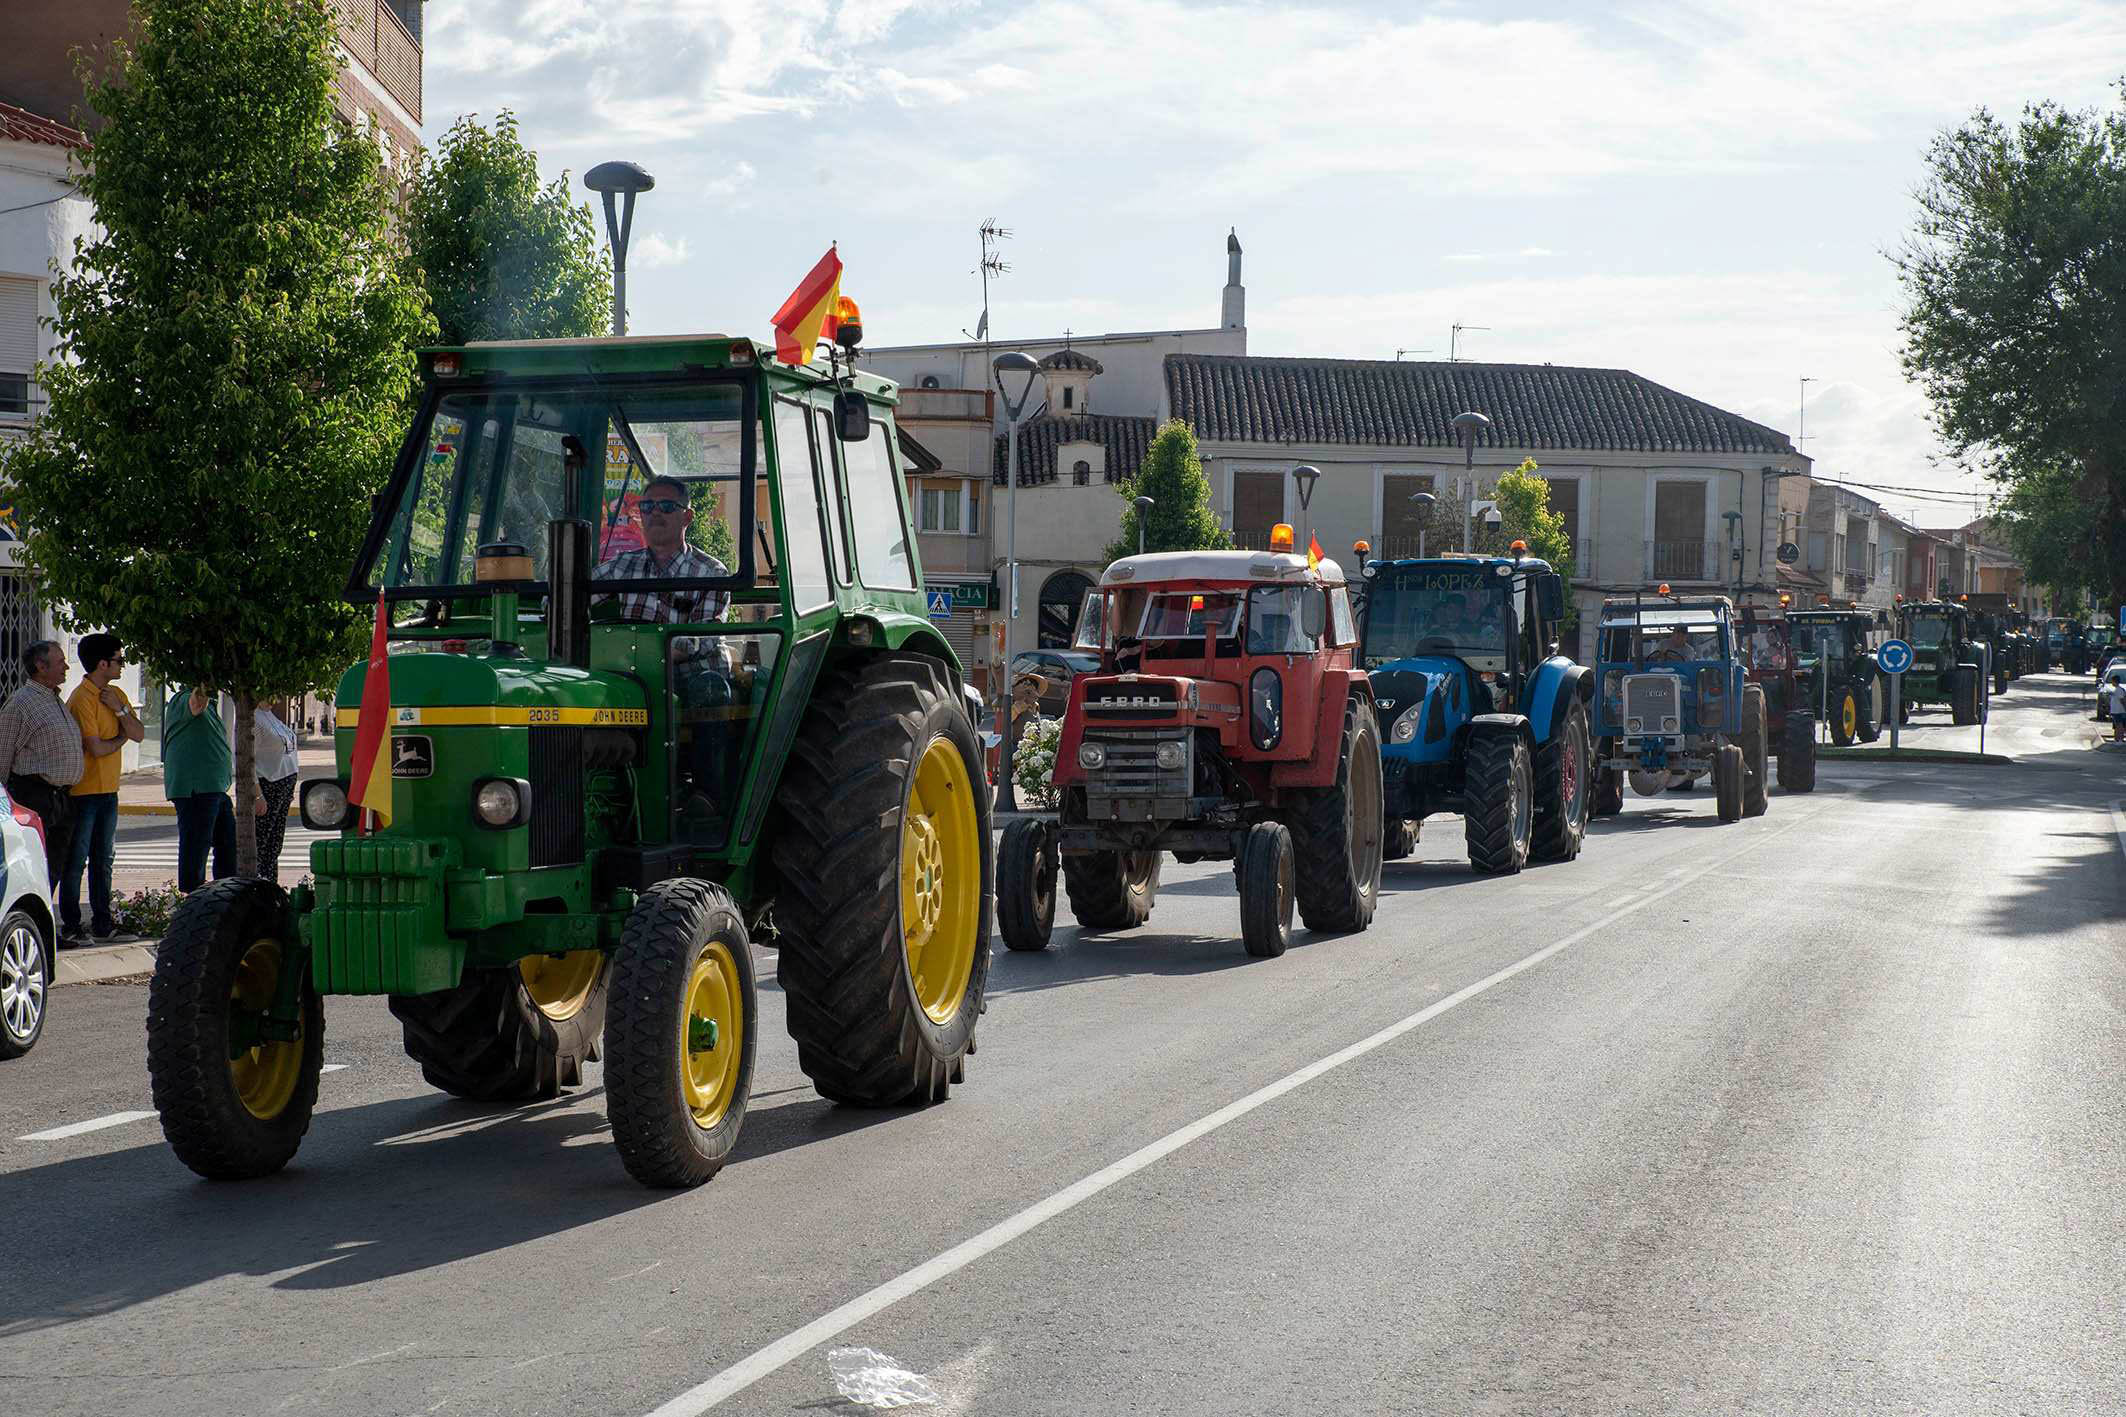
[1100,549,1345,587]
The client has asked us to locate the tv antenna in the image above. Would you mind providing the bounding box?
[1449,324,1490,362]
[1395,347,1433,360]
[962,219,1013,342]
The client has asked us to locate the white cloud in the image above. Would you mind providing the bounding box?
[630,233,692,268]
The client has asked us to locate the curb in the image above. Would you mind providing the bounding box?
[54,940,159,984]
[1816,747,2014,765]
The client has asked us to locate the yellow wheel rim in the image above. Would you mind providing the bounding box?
[901,735,980,1025]
[520,950,603,1021]
[1841,694,1857,739]
[679,942,744,1129]
[228,939,303,1121]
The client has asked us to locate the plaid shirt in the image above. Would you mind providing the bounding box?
[0,681,84,786]
[593,544,731,624]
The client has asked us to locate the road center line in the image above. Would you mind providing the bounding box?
[643,809,1821,1417]
[19,1110,157,1141]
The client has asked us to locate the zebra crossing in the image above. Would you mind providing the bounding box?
[110,826,338,876]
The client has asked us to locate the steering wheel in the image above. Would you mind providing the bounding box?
[1650,646,1690,663]
[1412,635,1458,656]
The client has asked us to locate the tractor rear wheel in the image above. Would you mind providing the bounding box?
[1532,699,1590,862]
[772,654,988,1106]
[1714,742,1745,822]
[997,817,1057,952]
[1290,697,1383,933]
[1858,680,1883,743]
[1591,737,1624,818]
[1951,667,1981,725]
[1830,688,1859,746]
[1383,817,1418,860]
[604,880,757,1188]
[1237,821,1295,959]
[1063,850,1160,931]
[1779,711,1818,793]
[148,879,323,1180]
[1464,732,1533,874]
[1740,686,1769,818]
[389,949,608,1102]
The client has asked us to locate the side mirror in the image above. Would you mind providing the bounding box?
[1538,572,1565,621]
[1300,587,1327,640]
[834,390,871,442]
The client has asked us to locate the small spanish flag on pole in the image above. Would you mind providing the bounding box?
[347,590,394,832]
[1307,533,1324,570]
[772,245,843,364]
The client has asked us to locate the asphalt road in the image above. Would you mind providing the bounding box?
[4,673,2120,1416]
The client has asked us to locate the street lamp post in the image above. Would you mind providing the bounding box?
[1411,490,1437,559]
[994,352,1040,628]
[1450,411,1491,552]
[583,161,655,336]
[1132,495,1155,555]
[1724,509,1744,597]
[1291,464,1321,555]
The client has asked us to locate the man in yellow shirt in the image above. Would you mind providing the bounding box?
[62,634,144,944]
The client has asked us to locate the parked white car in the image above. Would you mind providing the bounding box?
[0,784,58,1058]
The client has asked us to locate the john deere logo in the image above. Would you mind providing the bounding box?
[391,735,434,779]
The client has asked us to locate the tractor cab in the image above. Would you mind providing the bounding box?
[1785,605,1883,745]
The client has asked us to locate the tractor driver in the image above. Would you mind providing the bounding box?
[1652,624,1696,662]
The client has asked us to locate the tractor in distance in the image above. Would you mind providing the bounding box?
[2051,618,2090,675]
[146,312,994,1190]
[1894,596,1991,724]
[1962,593,2020,692]
[994,530,1382,960]
[1590,591,1770,823]
[1785,600,1883,745]
[1739,599,1821,791]
[1358,543,1592,873]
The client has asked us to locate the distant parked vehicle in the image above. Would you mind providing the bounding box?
[1008,649,1101,718]
[0,785,58,1059]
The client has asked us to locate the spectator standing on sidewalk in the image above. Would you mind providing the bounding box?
[0,640,82,887]
[61,634,144,944]
[252,697,300,881]
[165,684,236,891]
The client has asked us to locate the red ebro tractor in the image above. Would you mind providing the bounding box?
[995,539,1383,959]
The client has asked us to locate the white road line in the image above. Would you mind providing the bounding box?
[321,1063,350,1074]
[643,811,1820,1417]
[1606,895,1638,908]
[19,1110,157,1141]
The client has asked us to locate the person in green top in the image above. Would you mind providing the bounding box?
[165,685,236,892]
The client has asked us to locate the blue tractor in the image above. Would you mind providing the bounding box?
[1358,548,1593,873]
[1589,594,1768,823]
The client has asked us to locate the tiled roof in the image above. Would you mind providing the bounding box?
[992,413,1157,487]
[0,99,87,150]
[1164,354,1794,455]
[1038,348,1103,374]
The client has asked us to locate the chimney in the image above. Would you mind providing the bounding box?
[1222,228,1245,330]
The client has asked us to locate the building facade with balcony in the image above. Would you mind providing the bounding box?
[1799,482,1898,612]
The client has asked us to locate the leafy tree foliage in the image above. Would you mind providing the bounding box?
[405,111,610,346]
[0,0,432,873]
[1894,89,2126,611]
[1105,420,1232,563]
[1488,461,1576,625]
[1990,466,2095,610]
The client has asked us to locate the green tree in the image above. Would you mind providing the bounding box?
[1488,460,1576,625]
[1894,89,2126,611]
[405,111,610,346]
[0,0,432,874]
[1991,465,2096,609]
[1105,419,1232,563]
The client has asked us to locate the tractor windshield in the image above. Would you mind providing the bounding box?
[1361,567,1509,672]
[1790,621,1848,661]
[1906,611,1952,646]
[1747,623,1793,671]
[1137,591,1242,642]
[362,381,752,607]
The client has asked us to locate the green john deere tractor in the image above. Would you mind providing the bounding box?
[146,327,991,1188]
[1894,599,1989,726]
[1786,607,1882,745]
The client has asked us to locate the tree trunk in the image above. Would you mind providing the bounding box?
[232,689,260,880]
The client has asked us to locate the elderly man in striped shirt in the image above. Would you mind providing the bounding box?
[0,640,84,886]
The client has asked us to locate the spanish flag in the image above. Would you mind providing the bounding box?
[772,245,843,364]
[347,591,393,830]
[1307,533,1324,569]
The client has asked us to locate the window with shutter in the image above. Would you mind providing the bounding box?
[0,277,37,419]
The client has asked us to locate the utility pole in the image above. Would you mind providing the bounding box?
[1798,376,1815,453]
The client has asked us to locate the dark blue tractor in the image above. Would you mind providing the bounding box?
[1357,551,1593,874]
[1589,595,1768,823]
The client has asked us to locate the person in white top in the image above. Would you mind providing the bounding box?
[2102,669,2126,743]
[252,698,302,881]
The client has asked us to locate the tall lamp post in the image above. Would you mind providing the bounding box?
[1450,410,1491,552]
[1723,509,1744,597]
[1132,495,1155,555]
[994,351,1040,625]
[1291,464,1321,554]
[1411,490,1437,559]
[583,160,655,336]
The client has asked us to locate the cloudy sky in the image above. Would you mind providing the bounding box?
[421,0,2126,523]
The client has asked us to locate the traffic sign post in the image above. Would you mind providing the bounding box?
[1878,637,1914,751]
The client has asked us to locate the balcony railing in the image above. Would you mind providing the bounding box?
[1644,539,1717,582]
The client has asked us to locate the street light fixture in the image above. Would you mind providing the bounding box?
[1410,490,1437,559]
[583,160,655,336]
[994,351,1040,627]
[1132,495,1155,555]
[1450,410,1491,552]
[1723,509,1744,597]
[1291,464,1321,556]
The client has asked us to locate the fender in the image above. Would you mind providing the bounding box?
[1271,668,1372,788]
[1465,711,1531,746]
[1525,659,1592,745]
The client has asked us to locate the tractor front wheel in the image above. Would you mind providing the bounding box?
[1383,817,1418,860]
[772,654,988,1106]
[1740,686,1769,818]
[389,949,609,1102]
[604,880,757,1188]
[1714,742,1745,822]
[1063,850,1160,931]
[1464,732,1533,874]
[1779,711,1818,793]
[1531,699,1590,862]
[1237,821,1295,959]
[147,879,323,1180]
[997,817,1057,952]
[1830,688,1860,746]
[1290,696,1383,933]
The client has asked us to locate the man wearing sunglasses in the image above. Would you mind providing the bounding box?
[593,475,731,624]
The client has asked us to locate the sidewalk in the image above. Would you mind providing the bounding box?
[118,740,338,817]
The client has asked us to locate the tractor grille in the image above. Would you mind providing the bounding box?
[1085,684,1179,718]
[1084,729,1192,822]
[528,726,586,865]
[1622,674,1681,737]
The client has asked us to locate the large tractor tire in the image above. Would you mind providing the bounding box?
[1858,678,1883,743]
[1464,731,1533,875]
[390,949,608,1102]
[772,654,988,1107]
[997,817,1057,952]
[1714,742,1744,822]
[1994,660,2010,695]
[1951,666,1981,726]
[1829,687,1860,746]
[1740,686,1769,818]
[1290,697,1383,933]
[1237,821,1295,959]
[1591,736,1624,818]
[1532,699,1591,863]
[604,880,757,1188]
[1063,850,1160,931]
[1383,817,1418,860]
[1779,711,1818,793]
[147,879,323,1180]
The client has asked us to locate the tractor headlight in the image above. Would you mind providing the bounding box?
[1078,742,1107,770]
[1154,739,1186,770]
[471,777,530,828]
[300,779,351,831]
[1390,702,1424,743]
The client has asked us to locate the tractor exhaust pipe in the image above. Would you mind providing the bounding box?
[548,517,593,669]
